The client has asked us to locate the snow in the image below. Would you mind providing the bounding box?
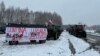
[90,33,100,36]
[86,30,95,33]
[0,30,100,56]
[0,32,71,56]
[67,33,90,53]
[75,49,100,56]
[0,34,6,45]
[86,30,100,36]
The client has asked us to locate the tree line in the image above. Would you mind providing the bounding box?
[0,1,62,27]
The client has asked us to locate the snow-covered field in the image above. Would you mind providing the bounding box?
[0,31,100,56]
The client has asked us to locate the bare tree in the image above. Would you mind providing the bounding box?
[0,2,62,26]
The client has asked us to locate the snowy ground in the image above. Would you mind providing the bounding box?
[0,31,100,56]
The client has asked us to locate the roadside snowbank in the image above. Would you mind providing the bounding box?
[67,33,90,53]
[75,49,100,56]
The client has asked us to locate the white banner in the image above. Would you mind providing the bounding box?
[6,27,48,41]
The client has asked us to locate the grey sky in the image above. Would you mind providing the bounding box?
[0,0,100,26]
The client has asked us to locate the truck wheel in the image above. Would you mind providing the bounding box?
[54,33,58,40]
[39,40,46,44]
[16,41,19,45]
[54,37,57,40]
[30,40,36,43]
[9,41,12,45]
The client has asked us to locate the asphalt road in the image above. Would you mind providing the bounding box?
[87,33,100,43]
[86,33,100,52]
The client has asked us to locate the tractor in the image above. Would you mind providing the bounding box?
[47,25,63,40]
[67,24,87,38]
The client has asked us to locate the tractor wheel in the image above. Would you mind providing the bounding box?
[54,33,58,40]
[82,31,87,38]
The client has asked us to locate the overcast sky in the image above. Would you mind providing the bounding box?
[0,0,100,26]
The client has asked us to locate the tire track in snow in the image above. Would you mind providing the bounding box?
[68,39,76,55]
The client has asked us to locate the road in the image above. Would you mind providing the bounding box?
[87,33,100,43]
[86,33,100,52]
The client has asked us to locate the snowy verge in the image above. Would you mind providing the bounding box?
[66,32,90,53]
[65,31,100,56]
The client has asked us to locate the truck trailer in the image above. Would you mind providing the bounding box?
[6,23,48,45]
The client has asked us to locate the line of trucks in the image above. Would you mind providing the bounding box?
[6,23,63,45]
[5,23,87,45]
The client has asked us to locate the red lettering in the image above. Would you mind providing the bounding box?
[12,27,16,32]
[18,28,26,34]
